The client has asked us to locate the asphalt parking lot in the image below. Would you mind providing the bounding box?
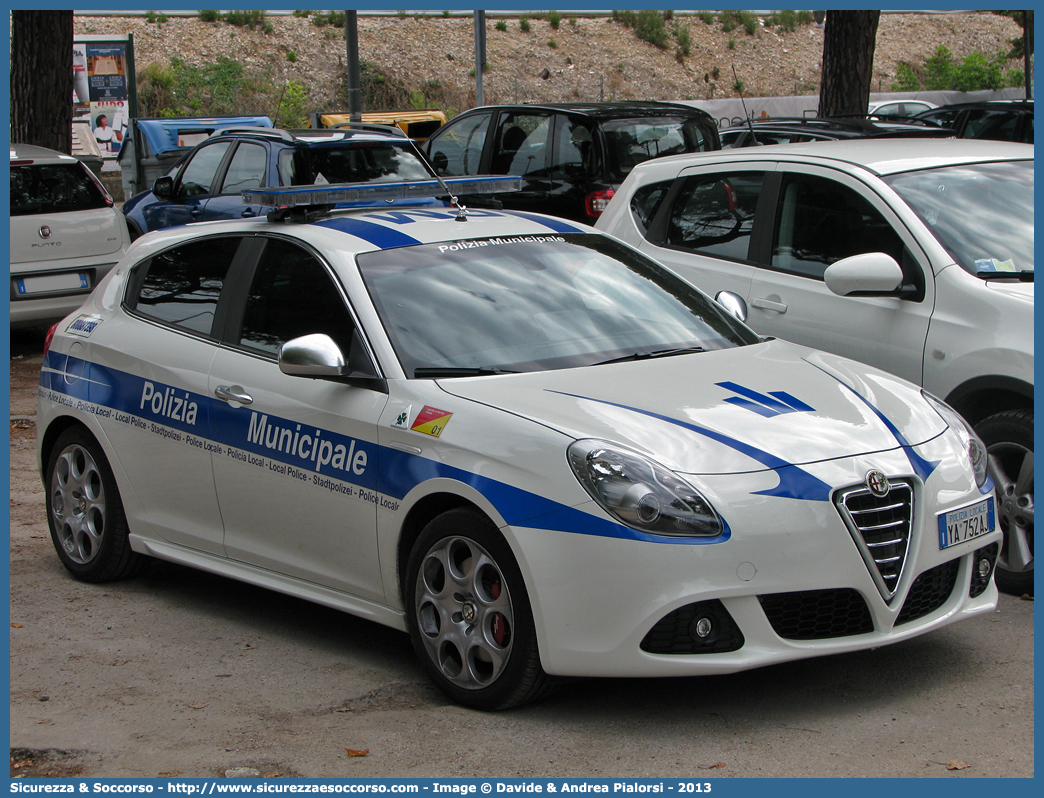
[8,327,1035,779]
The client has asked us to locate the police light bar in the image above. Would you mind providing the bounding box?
[242,176,522,208]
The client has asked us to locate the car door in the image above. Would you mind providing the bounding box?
[636,163,779,306]
[745,165,934,386]
[425,111,492,177]
[106,234,251,555]
[207,236,389,601]
[486,110,554,213]
[142,140,232,231]
[201,140,268,222]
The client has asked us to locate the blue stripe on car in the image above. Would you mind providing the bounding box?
[313,217,423,249]
[497,210,586,233]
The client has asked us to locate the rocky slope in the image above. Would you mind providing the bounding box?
[75,11,1024,116]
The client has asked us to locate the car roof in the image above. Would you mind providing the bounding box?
[640,137,1033,177]
[10,143,81,164]
[461,101,714,120]
[210,125,412,146]
[721,116,947,136]
[918,99,1034,114]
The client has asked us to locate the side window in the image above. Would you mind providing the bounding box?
[665,171,767,261]
[220,142,267,195]
[923,109,960,130]
[239,239,356,357]
[962,110,1018,142]
[1020,112,1033,143]
[629,179,673,234]
[490,113,552,177]
[176,141,231,198]
[428,112,492,176]
[131,237,241,335]
[550,117,594,180]
[771,174,906,280]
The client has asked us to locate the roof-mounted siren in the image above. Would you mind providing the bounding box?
[242,176,523,223]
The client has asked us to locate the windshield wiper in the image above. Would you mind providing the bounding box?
[977,270,1033,282]
[413,366,520,378]
[593,346,706,366]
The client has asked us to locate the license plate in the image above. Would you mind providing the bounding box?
[938,497,995,549]
[15,272,90,296]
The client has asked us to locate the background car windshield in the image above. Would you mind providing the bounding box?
[357,233,759,376]
[601,117,713,177]
[883,160,1033,276]
[10,163,109,215]
[280,142,432,185]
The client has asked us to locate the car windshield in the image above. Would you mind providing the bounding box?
[357,233,759,377]
[601,116,714,177]
[883,160,1034,276]
[280,141,433,186]
[10,163,109,215]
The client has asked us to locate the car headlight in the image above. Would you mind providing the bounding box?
[567,440,723,537]
[923,392,988,488]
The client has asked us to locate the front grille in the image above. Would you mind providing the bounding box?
[759,588,874,640]
[970,543,1000,598]
[836,480,914,602]
[895,559,960,626]
[640,600,744,655]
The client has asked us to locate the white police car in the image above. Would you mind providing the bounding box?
[38,179,1001,710]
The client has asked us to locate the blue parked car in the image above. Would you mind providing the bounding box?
[122,125,439,239]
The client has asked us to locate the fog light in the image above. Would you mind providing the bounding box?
[693,617,713,638]
[977,558,992,579]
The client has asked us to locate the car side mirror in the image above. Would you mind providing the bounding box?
[278,332,380,380]
[152,176,174,199]
[824,252,904,297]
[715,290,748,322]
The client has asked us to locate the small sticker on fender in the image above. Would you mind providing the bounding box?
[411,406,453,437]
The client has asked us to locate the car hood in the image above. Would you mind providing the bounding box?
[985,279,1034,303]
[436,340,947,476]
[10,208,125,265]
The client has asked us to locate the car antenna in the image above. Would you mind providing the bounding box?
[407,139,469,222]
[732,65,761,145]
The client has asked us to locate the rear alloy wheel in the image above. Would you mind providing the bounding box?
[46,427,145,582]
[976,409,1033,596]
[405,508,554,710]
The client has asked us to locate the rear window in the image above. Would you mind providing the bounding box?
[601,116,717,178]
[10,163,109,216]
[279,142,433,186]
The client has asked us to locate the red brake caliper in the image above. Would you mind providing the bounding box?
[490,579,507,646]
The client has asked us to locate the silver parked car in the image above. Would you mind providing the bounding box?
[10,144,130,328]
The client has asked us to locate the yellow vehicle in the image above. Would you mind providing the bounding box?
[311,109,448,141]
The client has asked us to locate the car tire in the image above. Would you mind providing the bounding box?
[976,409,1033,596]
[405,507,555,710]
[45,426,146,583]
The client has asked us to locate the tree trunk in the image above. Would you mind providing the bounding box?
[818,10,880,117]
[11,10,74,153]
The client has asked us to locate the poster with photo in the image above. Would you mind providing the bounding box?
[73,35,136,159]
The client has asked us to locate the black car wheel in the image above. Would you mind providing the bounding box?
[976,409,1033,596]
[405,507,555,710]
[45,426,146,583]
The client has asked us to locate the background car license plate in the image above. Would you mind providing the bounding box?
[15,272,90,295]
[938,497,995,549]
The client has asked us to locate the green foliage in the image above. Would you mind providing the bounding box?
[635,10,670,48]
[765,10,798,32]
[137,55,273,117]
[198,10,221,23]
[274,80,309,129]
[313,11,345,28]
[675,24,691,57]
[1007,69,1026,88]
[495,20,507,32]
[696,11,715,25]
[144,11,168,25]
[520,17,531,33]
[727,37,736,50]
[569,16,577,27]
[719,11,739,32]
[992,10,1032,59]
[738,11,758,36]
[891,46,1020,92]
[442,10,451,18]
[224,10,268,30]
[291,10,312,18]
[733,78,745,93]
[612,10,638,28]
[286,50,298,63]
[797,11,815,25]
[549,11,562,29]
[548,38,557,49]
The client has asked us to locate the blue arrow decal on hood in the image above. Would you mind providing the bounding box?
[547,391,834,502]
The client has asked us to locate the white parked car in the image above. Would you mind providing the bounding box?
[596,138,1033,596]
[867,99,938,118]
[38,180,1001,709]
[10,144,130,328]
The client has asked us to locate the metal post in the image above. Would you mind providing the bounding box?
[473,10,486,107]
[345,10,362,121]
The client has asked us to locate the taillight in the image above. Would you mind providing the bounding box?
[584,189,615,219]
[43,323,58,355]
[81,162,115,207]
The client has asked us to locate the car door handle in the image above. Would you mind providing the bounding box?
[241,208,256,217]
[215,385,253,405]
[751,297,788,314]
[190,208,203,218]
